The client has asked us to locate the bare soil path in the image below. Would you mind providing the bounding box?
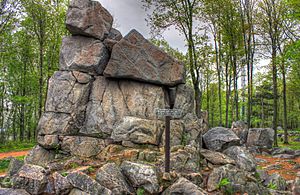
[0,150,30,160]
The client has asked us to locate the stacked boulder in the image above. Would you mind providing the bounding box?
[0,0,209,194]
[30,0,204,165]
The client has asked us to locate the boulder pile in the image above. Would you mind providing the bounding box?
[0,0,297,194]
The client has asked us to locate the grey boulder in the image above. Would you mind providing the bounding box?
[67,171,112,195]
[246,128,275,149]
[60,36,109,75]
[12,164,47,195]
[223,146,256,172]
[231,121,248,144]
[66,0,113,40]
[0,188,30,195]
[120,161,159,194]
[200,149,235,165]
[96,163,133,194]
[7,157,24,177]
[25,145,55,167]
[104,29,185,86]
[162,177,208,195]
[203,127,240,152]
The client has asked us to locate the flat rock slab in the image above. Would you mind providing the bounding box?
[66,0,113,40]
[0,188,30,195]
[67,171,112,195]
[104,29,185,86]
[60,36,109,75]
[200,149,235,165]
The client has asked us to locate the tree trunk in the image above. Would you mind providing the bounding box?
[272,47,278,147]
[282,60,288,144]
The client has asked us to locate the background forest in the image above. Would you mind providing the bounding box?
[0,0,299,147]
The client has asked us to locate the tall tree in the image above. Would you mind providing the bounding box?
[142,0,203,117]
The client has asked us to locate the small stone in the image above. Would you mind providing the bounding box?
[120,161,159,194]
[162,177,208,195]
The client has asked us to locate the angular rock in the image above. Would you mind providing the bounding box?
[25,145,55,167]
[45,71,91,114]
[96,163,133,194]
[66,0,113,40]
[200,149,235,165]
[207,164,268,194]
[162,177,208,195]
[52,172,72,195]
[67,171,111,195]
[39,71,91,135]
[12,164,47,195]
[37,135,59,149]
[223,146,256,172]
[37,112,75,135]
[61,136,106,158]
[246,128,275,149]
[203,127,240,152]
[60,36,109,75]
[272,148,295,156]
[104,29,185,86]
[111,116,164,145]
[69,188,90,195]
[292,172,300,195]
[107,28,122,41]
[264,173,287,191]
[231,121,248,144]
[120,161,159,194]
[0,188,30,195]
[7,157,24,177]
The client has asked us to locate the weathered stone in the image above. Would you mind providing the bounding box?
[12,164,47,195]
[273,154,295,159]
[292,172,300,195]
[67,171,111,195]
[111,116,164,145]
[37,135,59,149]
[203,127,240,152]
[45,71,91,114]
[157,146,200,174]
[107,28,122,41]
[60,36,109,75]
[52,172,72,195]
[66,0,113,40]
[69,188,90,195]
[95,163,133,194]
[246,128,275,149]
[0,188,30,195]
[61,136,106,158]
[200,149,235,165]
[223,146,256,172]
[120,161,159,194]
[231,121,248,144]
[25,145,55,167]
[7,158,24,177]
[162,177,208,195]
[207,164,267,194]
[264,173,287,191]
[272,147,295,156]
[37,112,75,135]
[104,29,185,86]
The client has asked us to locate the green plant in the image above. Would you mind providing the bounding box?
[87,166,95,173]
[217,178,233,195]
[0,159,11,173]
[137,187,145,195]
[69,162,79,169]
[267,182,277,190]
[61,172,68,177]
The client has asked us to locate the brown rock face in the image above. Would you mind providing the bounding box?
[104,29,185,86]
[66,0,113,40]
[60,36,109,75]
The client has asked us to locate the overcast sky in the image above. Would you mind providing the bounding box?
[98,0,187,52]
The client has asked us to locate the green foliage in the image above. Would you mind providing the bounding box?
[217,178,233,195]
[137,188,145,195]
[267,182,278,190]
[0,159,10,172]
[0,141,35,153]
[61,172,68,177]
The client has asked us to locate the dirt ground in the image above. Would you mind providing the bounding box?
[0,150,30,160]
[256,154,300,181]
